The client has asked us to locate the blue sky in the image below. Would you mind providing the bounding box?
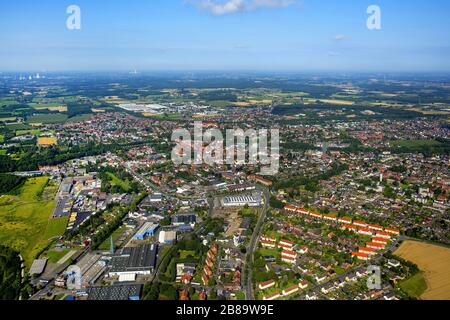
[0,0,449,72]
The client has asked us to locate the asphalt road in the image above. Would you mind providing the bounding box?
[245,186,270,300]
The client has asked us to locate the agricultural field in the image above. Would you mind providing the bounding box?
[395,240,450,300]
[27,114,68,124]
[399,271,428,299]
[29,103,67,112]
[0,177,64,268]
[65,114,93,122]
[16,129,41,136]
[37,137,58,146]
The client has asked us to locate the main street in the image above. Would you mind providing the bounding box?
[245,186,270,300]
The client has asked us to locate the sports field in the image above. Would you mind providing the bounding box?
[0,177,64,268]
[395,240,450,300]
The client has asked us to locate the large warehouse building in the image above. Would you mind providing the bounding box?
[108,244,158,278]
[221,194,263,207]
[133,222,159,240]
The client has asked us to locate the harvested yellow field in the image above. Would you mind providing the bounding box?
[232,99,272,106]
[249,99,272,104]
[395,240,450,300]
[37,137,57,146]
[192,113,218,119]
[91,108,106,113]
[142,112,159,117]
[407,108,450,115]
[33,105,67,112]
[319,99,355,105]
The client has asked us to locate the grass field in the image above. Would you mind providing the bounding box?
[0,117,17,122]
[0,177,62,268]
[45,248,70,264]
[399,272,428,299]
[107,172,131,192]
[45,217,69,239]
[98,226,124,250]
[66,114,93,122]
[27,114,68,124]
[0,134,4,143]
[395,240,450,300]
[179,250,196,259]
[30,104,67,112]
[16,129,41,136]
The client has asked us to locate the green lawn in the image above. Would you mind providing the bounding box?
[235,292,246,300]
[179,250,196,259]
[98,226,124,250]
[45,248,70,264]
[66,114,93,122]
[0,177,62,268]
[45,217,69,239]
[399,272,428,299]
[152,113,183,121]
[0,134,4,143]
[107,172,131,192]
[15,129,41,136]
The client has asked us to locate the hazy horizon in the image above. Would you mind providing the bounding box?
[1,0,449,72]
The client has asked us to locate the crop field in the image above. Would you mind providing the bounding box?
[0,177,62,268]
[27,114,68,124]
[30,103,67,112]
[38,137,58,146]
[16,129,41,136]
[395,240,450,300]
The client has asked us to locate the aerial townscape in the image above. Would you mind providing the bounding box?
[0,72,449,301]
[0,0,449,305]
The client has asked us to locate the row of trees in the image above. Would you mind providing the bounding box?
[0,246,22,300]
[0,141,147,173]
[0,174,26,194]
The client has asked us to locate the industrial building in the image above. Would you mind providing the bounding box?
[108,244,158,278]
[171,214,197,226]
[133,222,159,240]
[75,252,108,286]
[221,194,263,207]
[87,284,143,300]
[148,193,163,203]
[158,230,177,244]
[29,259,48,276]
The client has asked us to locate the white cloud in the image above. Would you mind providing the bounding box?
[191,0,295,16]
[327,51,341,56]
[333,34,347,41]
